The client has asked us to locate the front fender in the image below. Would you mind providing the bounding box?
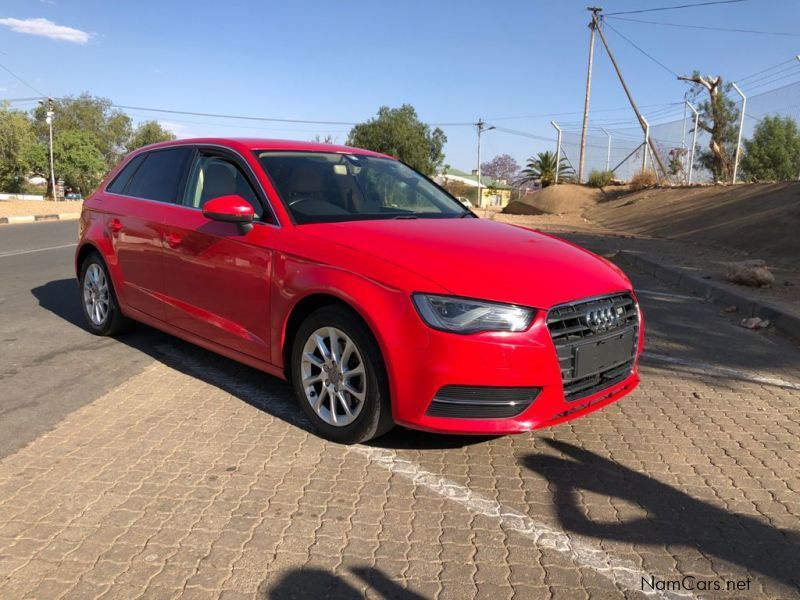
[270,252,434,370]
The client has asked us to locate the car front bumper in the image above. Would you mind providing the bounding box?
[385,307,643,435]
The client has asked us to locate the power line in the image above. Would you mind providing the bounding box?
[111,103,360,126]
[737,58,797,83]
[0,61,47,97]
[606,15,800,37]
[484,102,681,121]
[736,64,800,88]
[742,71,800,93]
[605,0,745,17]
[602,20,680,77]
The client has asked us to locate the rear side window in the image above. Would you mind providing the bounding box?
[124,148,192,203]
[106,154,145,194]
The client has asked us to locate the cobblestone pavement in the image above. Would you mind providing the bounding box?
[1,266,799,599]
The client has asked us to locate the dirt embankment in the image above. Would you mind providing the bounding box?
[504,184,603,216]
[585,182,800,269]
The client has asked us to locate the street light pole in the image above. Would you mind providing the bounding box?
[45,98,57,201]
[476,118,495,208]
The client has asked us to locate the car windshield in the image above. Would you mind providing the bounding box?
[256,151,471,224]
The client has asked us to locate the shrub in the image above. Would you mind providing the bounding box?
[629,169,657,190]
[587,170,614,188]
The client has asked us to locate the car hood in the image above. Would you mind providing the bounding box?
[298,218,632,309]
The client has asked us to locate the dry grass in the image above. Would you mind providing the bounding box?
[629,169,658,190]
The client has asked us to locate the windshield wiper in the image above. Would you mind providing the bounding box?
[392,215,418,219]
[460,212,475,218]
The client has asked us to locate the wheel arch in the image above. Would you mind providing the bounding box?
[75,242,103,277]
[281,293,383,380]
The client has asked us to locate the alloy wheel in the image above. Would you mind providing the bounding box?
[83,263,110,326]
[300,326,366,427]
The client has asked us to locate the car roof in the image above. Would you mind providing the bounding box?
[133,138,393,159]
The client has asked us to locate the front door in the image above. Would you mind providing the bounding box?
[161,149,274,360]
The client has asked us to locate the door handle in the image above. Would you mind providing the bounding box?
[110,218,122,233]
[165,233,182,249]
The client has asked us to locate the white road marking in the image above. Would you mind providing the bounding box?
[643,352,800,391]
[154,343,692,600]
[0,242,77,259]
[355,445,691,599]
[635,289,699,301]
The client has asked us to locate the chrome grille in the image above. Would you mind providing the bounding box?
[547,293,638,402]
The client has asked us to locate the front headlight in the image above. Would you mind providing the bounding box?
[412,293,535,334]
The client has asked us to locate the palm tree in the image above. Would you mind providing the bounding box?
[520,151,574,187]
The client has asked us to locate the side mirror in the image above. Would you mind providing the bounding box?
[202,195,255,233]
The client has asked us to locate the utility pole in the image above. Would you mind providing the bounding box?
[593,12,669,178]
[45,98,57,201]
[475,118,495,208]
[578,7,602,184]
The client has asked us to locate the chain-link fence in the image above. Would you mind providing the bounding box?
[551,78,800,185]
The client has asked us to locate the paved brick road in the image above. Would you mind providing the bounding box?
[1,252,799,599]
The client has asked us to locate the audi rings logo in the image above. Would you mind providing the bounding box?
[585,304,624,333]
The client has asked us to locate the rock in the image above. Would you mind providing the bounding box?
[722,305,738,314]
[726,260,775,287]
[740,317,770,330]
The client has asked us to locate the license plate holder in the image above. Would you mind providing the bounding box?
[574,329,635,379]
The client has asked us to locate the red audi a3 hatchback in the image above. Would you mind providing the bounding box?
[76,138,643,443]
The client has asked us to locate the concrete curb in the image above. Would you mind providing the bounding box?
[0,213,80,225]
[617,250,800,342]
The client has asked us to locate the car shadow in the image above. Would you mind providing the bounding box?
[262,566,426,599]
[31,278,490,450]
[522,439,800,591]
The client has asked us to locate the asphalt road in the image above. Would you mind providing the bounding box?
[1,220,799,460]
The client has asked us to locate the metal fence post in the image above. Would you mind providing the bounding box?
[601,127,611,171]
[551,121,562,184]
[686,101,699,185]
[731,82,746,184]
[641,115,650,172]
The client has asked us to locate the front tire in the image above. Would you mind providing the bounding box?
[291,306,394,444]
[79,253,130,336]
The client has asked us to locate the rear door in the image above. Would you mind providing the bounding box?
[105,147,192,320]
[160,147,275,360]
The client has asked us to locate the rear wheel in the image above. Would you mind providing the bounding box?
[291,306,394,444]
[79,253,130,336]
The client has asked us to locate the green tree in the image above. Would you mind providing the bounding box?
[0,105,37,193]
[741,115,800,182]
[127,121,176,152]
[678,73,739,182]
[347,105,446,175]
[31,94,132,168]
[27,130,106,194]
[520,151,574,187]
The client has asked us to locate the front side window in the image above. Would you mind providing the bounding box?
[256,152,470,224]
[182,155,263,219]
[124,148,192,203]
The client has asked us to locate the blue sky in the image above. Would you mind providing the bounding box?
[1,0,799,170]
